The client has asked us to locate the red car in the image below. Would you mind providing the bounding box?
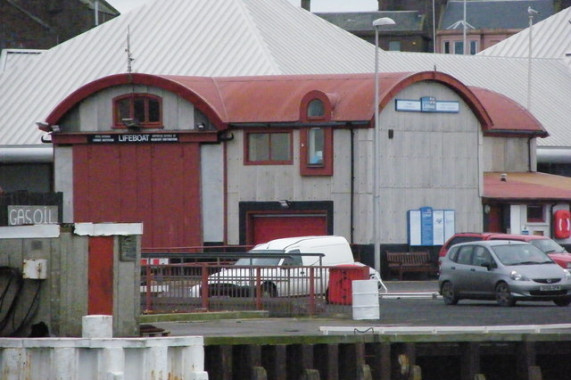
[439,232,571,269]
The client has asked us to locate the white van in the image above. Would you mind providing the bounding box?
[189,236,381,298]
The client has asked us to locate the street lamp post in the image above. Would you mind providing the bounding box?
[372,17,395,273]
[527,6,538,110]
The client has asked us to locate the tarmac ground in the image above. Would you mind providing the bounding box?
[143,281,441,337]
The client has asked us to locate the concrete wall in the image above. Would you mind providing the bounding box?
[0,335,207,380]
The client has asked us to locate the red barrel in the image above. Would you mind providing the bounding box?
[328,265,369,305]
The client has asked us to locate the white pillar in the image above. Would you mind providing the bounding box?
[82,315,113,338]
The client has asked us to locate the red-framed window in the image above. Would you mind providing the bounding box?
[112,93,163,129]
[527,205,545,223]
[244,130,293,165]
[299,91,334,176]
[300,127,333,176]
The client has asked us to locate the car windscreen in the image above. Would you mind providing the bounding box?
[492,244,553,266]
[528,239,566,254]
[234,257,282,266]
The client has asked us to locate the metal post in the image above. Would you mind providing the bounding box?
[527,10,535,110]
[463,0,467,54]
[432,0,436,53]
[372,17,395,273]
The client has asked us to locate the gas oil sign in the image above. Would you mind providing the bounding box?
[8,205,59,226]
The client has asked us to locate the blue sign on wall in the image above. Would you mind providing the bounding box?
[408,207,455,246]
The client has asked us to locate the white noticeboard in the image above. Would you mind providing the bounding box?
[432,210,445,245]
[408,210,421,246]
[408,208,455,246]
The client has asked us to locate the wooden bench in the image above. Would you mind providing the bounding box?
[386,251,436,280]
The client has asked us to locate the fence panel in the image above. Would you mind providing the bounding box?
[140,263,335,317]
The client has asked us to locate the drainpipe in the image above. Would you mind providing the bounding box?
[350,128,355,244]
[528,136,533,171]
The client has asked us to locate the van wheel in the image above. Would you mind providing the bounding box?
[495,282,516,306]
[259,283,277,298]
[441,281,458,305]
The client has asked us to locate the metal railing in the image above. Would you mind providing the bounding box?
[140,261,339,317]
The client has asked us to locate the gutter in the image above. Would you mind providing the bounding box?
[229,121,370,128]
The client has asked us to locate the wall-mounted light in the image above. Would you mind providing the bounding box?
[278,200,290,209]
[36,122,61,133]
[218,131,234,142]
[36,122,51,132]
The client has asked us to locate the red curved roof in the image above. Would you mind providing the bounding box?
[45,72,546,136]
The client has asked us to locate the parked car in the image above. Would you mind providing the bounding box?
[189,235,382,298]
[439,232,571,269]
[439,240,571,307]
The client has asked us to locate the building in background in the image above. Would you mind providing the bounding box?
[0,0,118,51]
[436,0,554,55]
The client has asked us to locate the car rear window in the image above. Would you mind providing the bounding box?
[448,236,483,248]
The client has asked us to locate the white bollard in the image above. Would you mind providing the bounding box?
[82,315,113,338]
[352,280,380,320]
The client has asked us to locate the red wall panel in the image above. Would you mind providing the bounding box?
[74,144,202,249]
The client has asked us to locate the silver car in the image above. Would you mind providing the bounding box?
[439,240,571,306]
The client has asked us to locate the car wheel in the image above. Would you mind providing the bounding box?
[495,282,516,306]
[441,281,458,305]
[553,299,571,307]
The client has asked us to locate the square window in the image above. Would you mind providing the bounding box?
[113,94,162,128]
[454,41,464,55]
[388,41,401,51]
[527,205,545,223]
[246,131,292,164]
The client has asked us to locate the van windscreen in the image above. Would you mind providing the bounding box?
[234,257,281,266]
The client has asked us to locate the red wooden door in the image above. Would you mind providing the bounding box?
[88,236,114,315]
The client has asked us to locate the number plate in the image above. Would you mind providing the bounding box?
[539,285,561,291]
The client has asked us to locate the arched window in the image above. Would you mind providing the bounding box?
[307,99,325,118]
[113,93,162,128]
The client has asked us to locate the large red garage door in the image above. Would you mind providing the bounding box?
[73,144,202,249]
[251,214,327,244]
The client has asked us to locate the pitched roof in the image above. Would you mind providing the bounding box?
[479,5,571,66]
[440,0,554,30]
[484,172,571,200]
[0,0,569,150]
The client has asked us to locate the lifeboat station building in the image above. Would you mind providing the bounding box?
[34,69,571,274]
[3,1,571,276]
